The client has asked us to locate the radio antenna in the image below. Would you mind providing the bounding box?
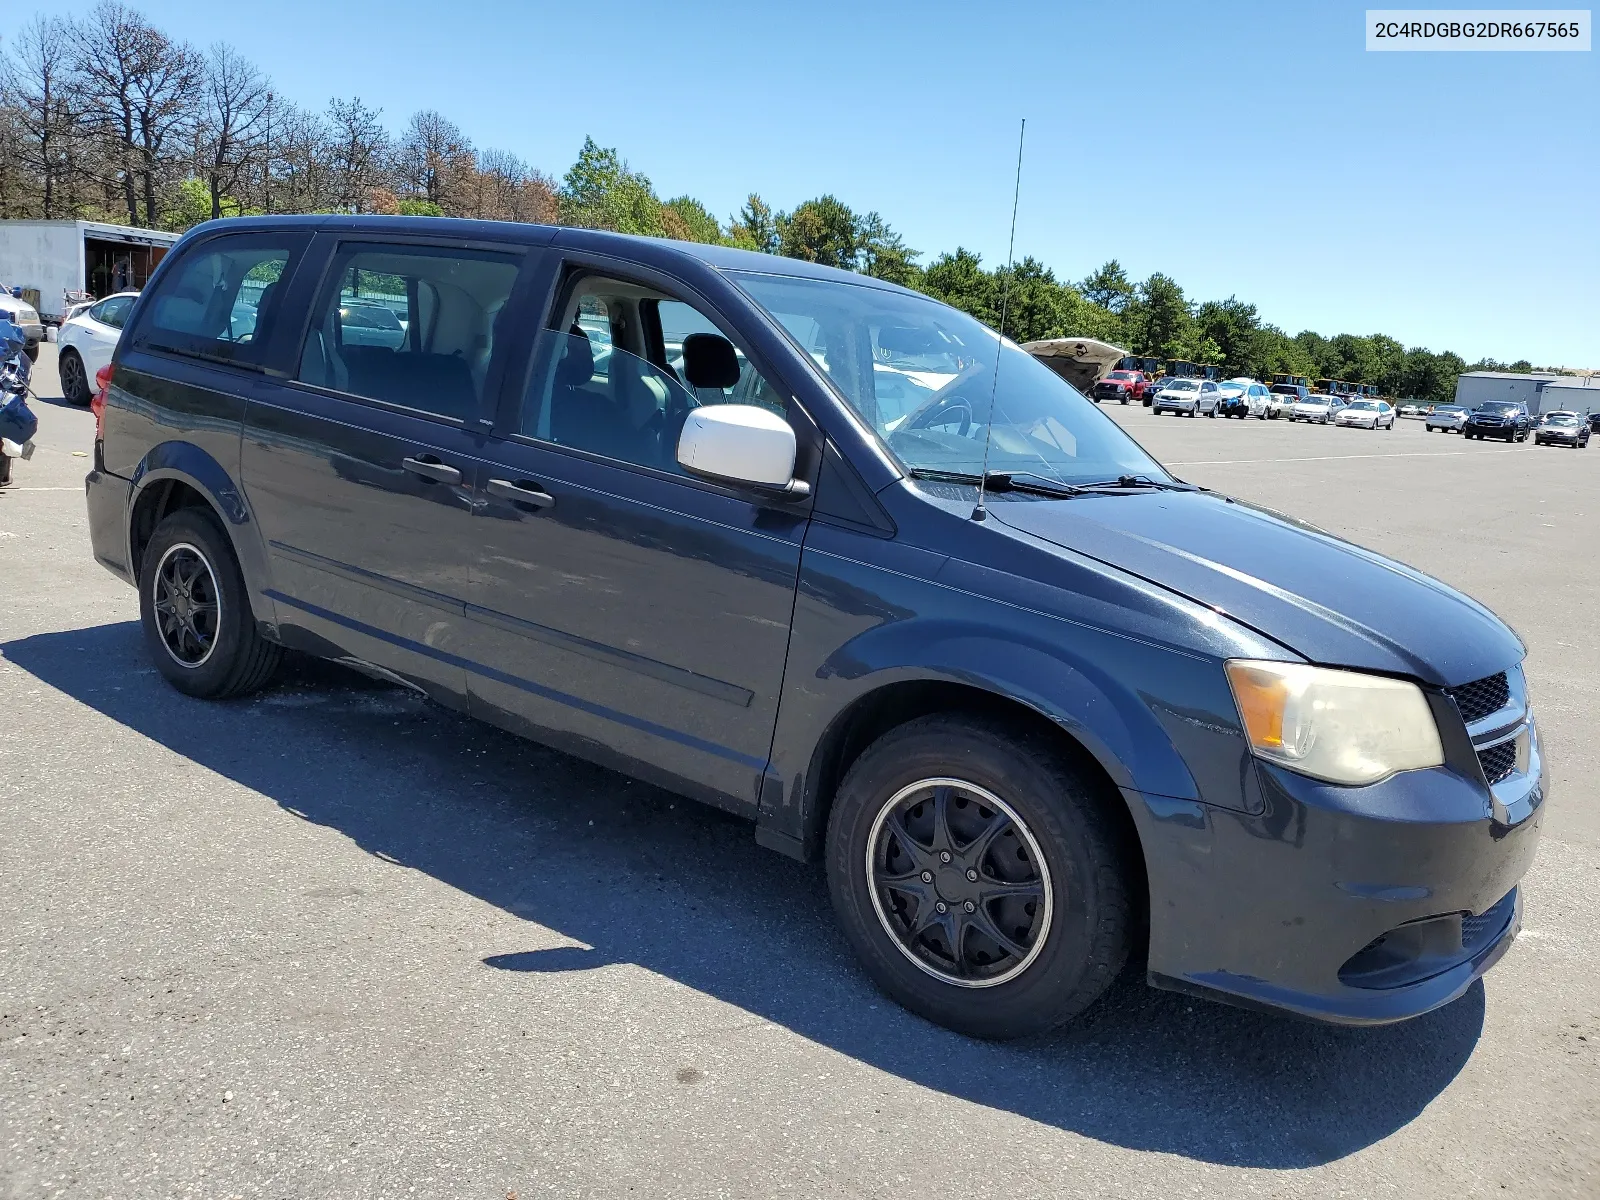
[972,117,1026,523]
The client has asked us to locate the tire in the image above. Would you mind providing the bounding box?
[138,507,282,700]
[58,347,92,405]
[826,714,1133,1040]
[24,343,38,363]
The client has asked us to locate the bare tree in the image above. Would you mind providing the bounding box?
[475,147,558,223]
[268,102,335,214]
[396,109,472,210]
[197,42,269,219]
[7,18,80,218]
[324,95,389,213]
[71,1,200,227]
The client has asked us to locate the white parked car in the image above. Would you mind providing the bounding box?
[1151,377,1221,417]
[1291,394,1347,424]
[58,291,138,405]
[1425,405,1468,433]
[1333,399,1396,430]
[1216,378,1272,419]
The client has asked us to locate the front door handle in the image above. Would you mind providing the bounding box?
[486,478,555,509]
[402,455,462,485]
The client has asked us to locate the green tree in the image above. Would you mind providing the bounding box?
[660,194,722,243]
[987,257,1066,343]
[1193,296,1260,372]
[163,176,216,230]
[727,193,777,253]
[777,194,858,268]
[1128,273,1191,358]
[559,136,663,236]
[921,247,997,326]
[1080,260,1136,314]
[856,211,920,286]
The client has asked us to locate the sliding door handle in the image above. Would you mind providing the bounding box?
[402,456,462,485]
[486,478,555,509]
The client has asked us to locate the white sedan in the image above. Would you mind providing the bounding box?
[1334,399,1396,430]
[1291,395,1347,424]
[58,291,138,405]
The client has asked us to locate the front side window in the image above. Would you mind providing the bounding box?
[134,234,302,366]
[520,278,786,475]
[296,243,520,421]
[731,271,1166,486]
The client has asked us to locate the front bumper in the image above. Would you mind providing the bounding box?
[1127,710,1545,1025]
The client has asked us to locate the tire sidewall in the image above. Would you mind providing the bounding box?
[138,508,253,698]
[826,721,1113,1038]
[60,349,89,404]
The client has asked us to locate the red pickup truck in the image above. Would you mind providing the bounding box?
[1090,369,1148,404]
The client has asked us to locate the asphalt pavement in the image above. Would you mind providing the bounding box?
[1,353,1595,1198]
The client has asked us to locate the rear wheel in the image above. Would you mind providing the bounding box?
[59,348,92,405]
[139,508,282,699]
[827,715,1133,1039]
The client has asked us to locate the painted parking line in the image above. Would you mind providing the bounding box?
[1167,447,1526,467]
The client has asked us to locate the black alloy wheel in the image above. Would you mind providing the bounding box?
[865,778,1052,988]
[151,542,221,667]
[827,715,1133,1039]
[139,508,282,699]
[59,348,93,405]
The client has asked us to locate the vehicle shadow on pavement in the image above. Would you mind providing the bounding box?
[3,621,1485,1170]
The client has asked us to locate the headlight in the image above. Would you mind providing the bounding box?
[1225,660,1444,785]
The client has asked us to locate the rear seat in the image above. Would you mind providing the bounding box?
[341,346,478,420]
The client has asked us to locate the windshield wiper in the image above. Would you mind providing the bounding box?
[907,468,1087,498]
[1075,474,1198,493]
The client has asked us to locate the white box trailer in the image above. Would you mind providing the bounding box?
[0,218,181,324]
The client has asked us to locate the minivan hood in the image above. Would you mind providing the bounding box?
[993,491,1521,686]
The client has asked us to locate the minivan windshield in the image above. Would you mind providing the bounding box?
[730,271,1170,487]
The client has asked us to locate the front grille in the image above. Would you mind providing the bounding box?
[1447,671,1510,724]
[1477,739,1517,784]
[1462,890,1516,950]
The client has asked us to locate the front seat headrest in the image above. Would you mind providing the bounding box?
[682,333,740,390]
[554,324,595,387]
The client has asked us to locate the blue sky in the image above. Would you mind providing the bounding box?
[136,0,1596,366]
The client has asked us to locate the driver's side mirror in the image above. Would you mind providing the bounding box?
[676,404,809,498]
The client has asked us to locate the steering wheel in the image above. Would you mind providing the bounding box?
[905,393,974,438]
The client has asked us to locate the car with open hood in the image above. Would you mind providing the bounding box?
[84,216,1544,1039]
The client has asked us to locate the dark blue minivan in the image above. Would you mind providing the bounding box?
[84,216,1544,1038]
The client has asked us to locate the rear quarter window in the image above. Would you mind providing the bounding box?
[130,232,309,368]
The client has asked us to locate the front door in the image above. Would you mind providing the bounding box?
[464,272,810,808]
[242,237,528,705]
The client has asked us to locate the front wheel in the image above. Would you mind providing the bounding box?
[827,715,1133,1039]
[139,508,282,699]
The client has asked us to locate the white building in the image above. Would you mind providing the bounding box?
[1538,375,1600,415]
[1454,370,1592,417]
